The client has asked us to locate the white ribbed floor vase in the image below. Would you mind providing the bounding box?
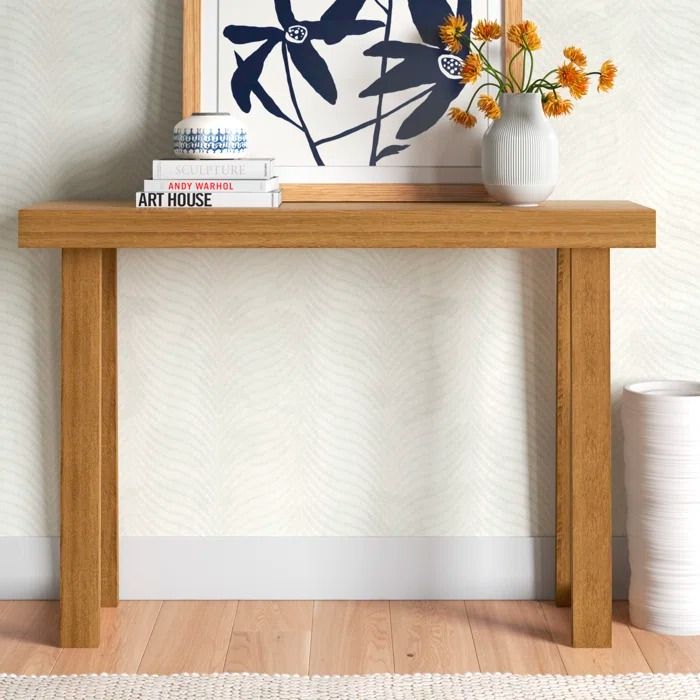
[2,673,700,700]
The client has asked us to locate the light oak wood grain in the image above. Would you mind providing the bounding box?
[101,249,118,608]
[0,601,61,674]
[138,601,237,674]
[29,194,655,651]
[60,249,103,648]
[226,631,311,675]
[391,601,479,674]
[182,0,201,119]
[2,601,699,674]
[232,601,313,632]
[52,602,161,675]
[225,602,313,675]
[629,622,700,673]
[18,201,656,249]
[570,249,612,648]
[465,601,565,674]
[542,602,650,674]
[504,0,525,86]
[556,248,572,607]
[281,184,490,203]
[310,601,394,675]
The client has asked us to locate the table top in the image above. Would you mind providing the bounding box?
[18,200,656,249]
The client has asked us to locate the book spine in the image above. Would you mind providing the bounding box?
[152,160,273,180]
[136,191,282,208]
[144,178,279,193]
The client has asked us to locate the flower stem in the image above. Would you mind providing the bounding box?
[524,48,534,91]
[528,79,560,91]
[369,0,393,165]
[528,67,560,92]
[508,47,525,91]
[282,43,324,166]
[529,69,558,91]
[469,40,513,93]
[316,87,433,147]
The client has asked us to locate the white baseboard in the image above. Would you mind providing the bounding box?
[0,536,630,600]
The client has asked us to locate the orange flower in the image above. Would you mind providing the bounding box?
[449,108,478,128]
[507,20,542,50]
[472,19,502,42]
[563,46,587,68]
[598,60,618,92]
[460,53,483,84]
[477,94,502,120]
[557,61,590,99]
[439,14,468,54]
[542,92,574,117]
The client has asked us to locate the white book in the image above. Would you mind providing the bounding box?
[135,191,282,208]
[144,177,280,193]
[152,159,274,180]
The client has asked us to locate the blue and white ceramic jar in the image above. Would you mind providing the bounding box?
[173,112,249,159]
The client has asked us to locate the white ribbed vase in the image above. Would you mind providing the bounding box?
[623,381,700,635]
[482,93,558,206]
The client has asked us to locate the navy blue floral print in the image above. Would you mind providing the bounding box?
[360,0,472,139]
[223,0,474,165]
[224,0,383,110]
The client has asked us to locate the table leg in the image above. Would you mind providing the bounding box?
[570,248,612,648]
[101,250,119,607]
[556,249,572,608]
[60,249,103,648]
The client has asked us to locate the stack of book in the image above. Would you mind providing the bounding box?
[135,158,281,208]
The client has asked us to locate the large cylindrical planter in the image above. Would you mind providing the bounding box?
[482,93,559,207]
[622,380,700,635]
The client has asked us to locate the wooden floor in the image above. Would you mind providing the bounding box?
[0,601,698,676]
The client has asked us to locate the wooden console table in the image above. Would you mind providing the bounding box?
[18,200,656,649]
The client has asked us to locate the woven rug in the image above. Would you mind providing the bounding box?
[2,672,700,700]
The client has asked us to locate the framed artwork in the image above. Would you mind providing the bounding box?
[183,0,523,200]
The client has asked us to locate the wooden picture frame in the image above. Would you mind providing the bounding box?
[182,0,523,202]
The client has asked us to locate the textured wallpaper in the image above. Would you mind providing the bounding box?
[1,0,697,537]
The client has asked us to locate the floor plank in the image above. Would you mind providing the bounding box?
[3,599,700,675]
[138,601,237,674]
[0,601,61,674]
[541,601,651,674]
[391,601,479,674]
[310,601,394,675]
[225,601,312,675]
[52,602,161,674]
[465,601,565,674]
[629,614,700,673]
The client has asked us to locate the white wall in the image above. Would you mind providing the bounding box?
[1,1,698,555]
